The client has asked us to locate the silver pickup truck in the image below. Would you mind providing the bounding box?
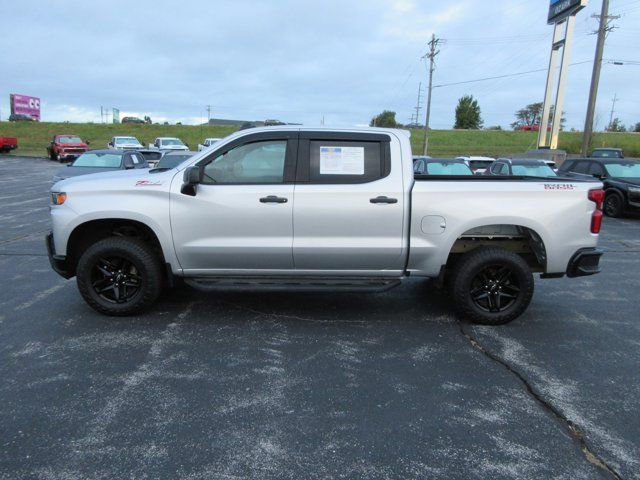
[47,127,604,324]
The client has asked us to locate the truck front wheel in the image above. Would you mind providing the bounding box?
[450,247,534,325]
[76,237,163,316]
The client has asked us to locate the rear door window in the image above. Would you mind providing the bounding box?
[571,161,590,174]
[305,140,385,184]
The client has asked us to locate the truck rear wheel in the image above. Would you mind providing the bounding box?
[76,237,163,316]
[450,247,534,325]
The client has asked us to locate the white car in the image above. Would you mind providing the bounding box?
[108,136,144,150]
[149,137,189,151]
[198,138,222,151]
[456,156,495,175]
[48,126,604,324]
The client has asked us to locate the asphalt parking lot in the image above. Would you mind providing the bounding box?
[0,155,639,480]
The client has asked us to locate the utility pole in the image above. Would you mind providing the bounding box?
[205,105,212,124]
[581,0,619,155]
[100,106,104,124]
[414,81,423,126]
[608,92,618,128]
[421,34,444,155]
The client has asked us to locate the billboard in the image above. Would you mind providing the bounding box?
[10,94,41,121]
[548,0,587,24]
[113,108,120,123]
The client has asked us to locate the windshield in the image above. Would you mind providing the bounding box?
[425,162,473,175]
[469,160,493,170]
[115,137,139,145]
[157,154,192,169]
[161,139,185,146]
[592,149,622,158]
[605,163,640,178]
[58,136,83,144]
[511,165,557,177]
[72,152,122,168]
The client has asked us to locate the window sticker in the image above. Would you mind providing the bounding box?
[319,146,365,175]
[131,154,140,164]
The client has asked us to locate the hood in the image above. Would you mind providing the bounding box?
[52,166,175,193]
[161,145,189,150]
[57,142,88,148]
[53,166,120,181]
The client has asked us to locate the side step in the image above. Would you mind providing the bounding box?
[184,276,403,293]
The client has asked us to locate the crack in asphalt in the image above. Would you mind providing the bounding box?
[458,322,624,480]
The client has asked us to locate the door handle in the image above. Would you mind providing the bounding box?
[370,196,398,204]
[260,195,288,204]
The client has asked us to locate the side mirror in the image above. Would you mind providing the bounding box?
[181,166,202,196]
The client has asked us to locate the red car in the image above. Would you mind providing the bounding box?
[0,137,18,153]
[47,134,89,162]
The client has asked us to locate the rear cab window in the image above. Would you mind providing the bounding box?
[296,132,391,184]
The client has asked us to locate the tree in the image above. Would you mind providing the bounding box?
[511,102,565,131]
[144,115,152,124]
[607,118,627,132]
[370,110,399,128]
[454,95,482,129]
[633,122,640,133]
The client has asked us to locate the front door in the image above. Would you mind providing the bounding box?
[170,132,298,273]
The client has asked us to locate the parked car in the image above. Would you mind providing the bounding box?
[47,135,89,162]
[122,117,145,124]
[149,137,189,151]
[264,119,286,126]
[154,151,196,170]
[198,138,222,151]
[51,149,148,183]
[47,127,604,325]
[0,136,18,153]
[414,158,473,176]
[108,136,144,150]
[9,113,34,122]
[590,148,624,159]
[486,159,557,178]
[559,158,640,217]
[456,156,495,175]
[136,149,164,167]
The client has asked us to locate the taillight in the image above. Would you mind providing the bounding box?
[588,189,604,234]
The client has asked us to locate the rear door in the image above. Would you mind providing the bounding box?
[292,132,405,272]
[170,131,298,273]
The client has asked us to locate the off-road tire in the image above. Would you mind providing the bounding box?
[450,247,534,325]
[76,237,163,316]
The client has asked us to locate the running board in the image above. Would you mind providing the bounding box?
[184,276,403,293]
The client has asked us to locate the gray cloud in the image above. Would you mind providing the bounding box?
[1,0,638,129]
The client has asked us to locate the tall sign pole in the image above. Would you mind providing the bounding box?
[538,0,588,150]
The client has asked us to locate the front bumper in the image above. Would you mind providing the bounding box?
[566,248,604,278]
[46,232,73,279]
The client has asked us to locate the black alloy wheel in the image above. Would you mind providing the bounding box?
[469,264,520,313]
[90,256,142,304]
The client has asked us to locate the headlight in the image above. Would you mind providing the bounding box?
[628,186,640,193]
[51,192,67,205]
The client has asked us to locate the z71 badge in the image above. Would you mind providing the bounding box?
[544,183,575,190]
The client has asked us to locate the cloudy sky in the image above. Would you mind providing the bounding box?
[1,0,638,130]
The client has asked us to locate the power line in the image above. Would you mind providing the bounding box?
[432,60,592,89]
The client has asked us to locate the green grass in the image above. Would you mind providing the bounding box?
[1,121,639,157]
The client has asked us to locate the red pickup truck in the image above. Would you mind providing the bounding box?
[0,137,18,153]
[47,135,89,162]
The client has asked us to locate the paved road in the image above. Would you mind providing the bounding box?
[0,156,638,479]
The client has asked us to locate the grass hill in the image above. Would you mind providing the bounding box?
[1,121,639,158]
